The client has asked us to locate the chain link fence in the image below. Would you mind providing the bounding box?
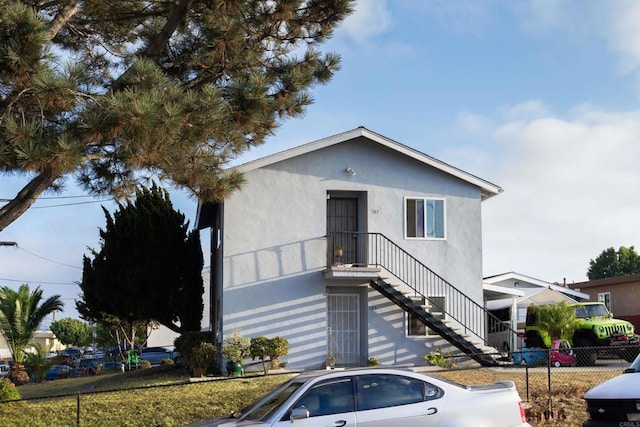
[435,344,637,426]
[1,346,636,427]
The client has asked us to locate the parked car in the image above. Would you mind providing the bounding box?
[0,364,9,378]
[57,355,76,367]
[583,353,640,426]
[186,368,530,427]
[77,358,104,375]
[45,365,71,381]
[62,347,83,360]
[139,347,179,366]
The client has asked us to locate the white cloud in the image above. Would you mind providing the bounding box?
[456,112,492,133]
[515,1,591,37]
[500,100,552,122]
[515,1,640,96]
[602,3,640,76]
[340,0,392,42]
[482,106,640,283]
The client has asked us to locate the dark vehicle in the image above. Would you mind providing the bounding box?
[58,355,76,367]
[78,358,104,375]
[62,347,83,360]
[45,365,70,381]
[583,353,640,426]
[139,347,179,366]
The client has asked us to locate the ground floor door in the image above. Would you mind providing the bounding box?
[327,293,360,366]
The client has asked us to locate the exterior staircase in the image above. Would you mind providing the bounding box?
[328,232,518,367]
[370,278,497,366]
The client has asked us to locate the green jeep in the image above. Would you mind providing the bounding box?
[525,302,639,365]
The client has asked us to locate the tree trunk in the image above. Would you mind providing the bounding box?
[0,171,58,232]
[9,364,30,386]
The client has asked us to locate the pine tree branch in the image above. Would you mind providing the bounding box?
[143,0,193,60]
[0,169,58,232]
[48,3,81,39]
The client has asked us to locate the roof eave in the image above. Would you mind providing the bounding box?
[232,127,502,199]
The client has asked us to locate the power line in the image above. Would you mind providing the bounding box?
[30,198,115,209]
[32,195,101,200]
[16,246,82,269]
[1,195,99,201]
[1,197,114,208]
[0,277,77,286]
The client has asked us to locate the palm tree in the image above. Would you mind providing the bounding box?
[0,284,63,383]
[536,302,577,340]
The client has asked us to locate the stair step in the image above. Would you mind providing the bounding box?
[371,278,503,367]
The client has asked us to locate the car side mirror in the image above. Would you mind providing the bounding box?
[291,407,310,421]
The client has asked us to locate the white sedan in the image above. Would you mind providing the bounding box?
[187,368,530,427]
[583,352,640,426]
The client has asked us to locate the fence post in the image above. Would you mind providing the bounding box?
[525,364,529,402]
[546,348,552,419]
[77,393,81,427]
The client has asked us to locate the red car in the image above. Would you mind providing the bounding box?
[549,339,576,367]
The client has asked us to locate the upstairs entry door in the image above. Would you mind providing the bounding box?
[327,197,359,265]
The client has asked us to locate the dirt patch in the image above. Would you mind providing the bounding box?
[435,367,620,426]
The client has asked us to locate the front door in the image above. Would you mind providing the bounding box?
[327,196,359,264]
[327,293,360,366]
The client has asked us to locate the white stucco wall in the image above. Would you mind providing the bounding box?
[221,136,486,369]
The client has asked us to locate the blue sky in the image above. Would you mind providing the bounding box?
[3,0,640,322]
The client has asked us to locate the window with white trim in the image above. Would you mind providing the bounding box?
[598,292,611,312]
[407,296,446,336]
[405,198,445,239]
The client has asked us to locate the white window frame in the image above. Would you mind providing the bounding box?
[407,296,446,337]
[404,197,446,240]
[598,292,612,312]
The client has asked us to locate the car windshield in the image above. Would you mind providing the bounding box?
[575,304,609,318]
[625,354,640,373]
[237,380,304,422]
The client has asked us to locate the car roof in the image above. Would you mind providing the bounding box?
[292,367,423,382]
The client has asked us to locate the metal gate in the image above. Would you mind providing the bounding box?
[327,293,360,366]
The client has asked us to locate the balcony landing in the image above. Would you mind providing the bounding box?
[323,265,382,281]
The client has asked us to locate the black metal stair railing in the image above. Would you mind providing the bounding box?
[327,231,519,350]
[370,278,497,366]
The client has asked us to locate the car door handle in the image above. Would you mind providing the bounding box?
[334,421,347,427]
[426,407,437,415]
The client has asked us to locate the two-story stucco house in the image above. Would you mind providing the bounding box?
[196,127,505,370]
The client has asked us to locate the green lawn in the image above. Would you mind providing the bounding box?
[1,366,293,427]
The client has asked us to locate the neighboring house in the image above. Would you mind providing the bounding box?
[27,330,65,354]
[196,127,504,370]
[483,272,589,351]
[569,274,640,330]
[0,330,65,361]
